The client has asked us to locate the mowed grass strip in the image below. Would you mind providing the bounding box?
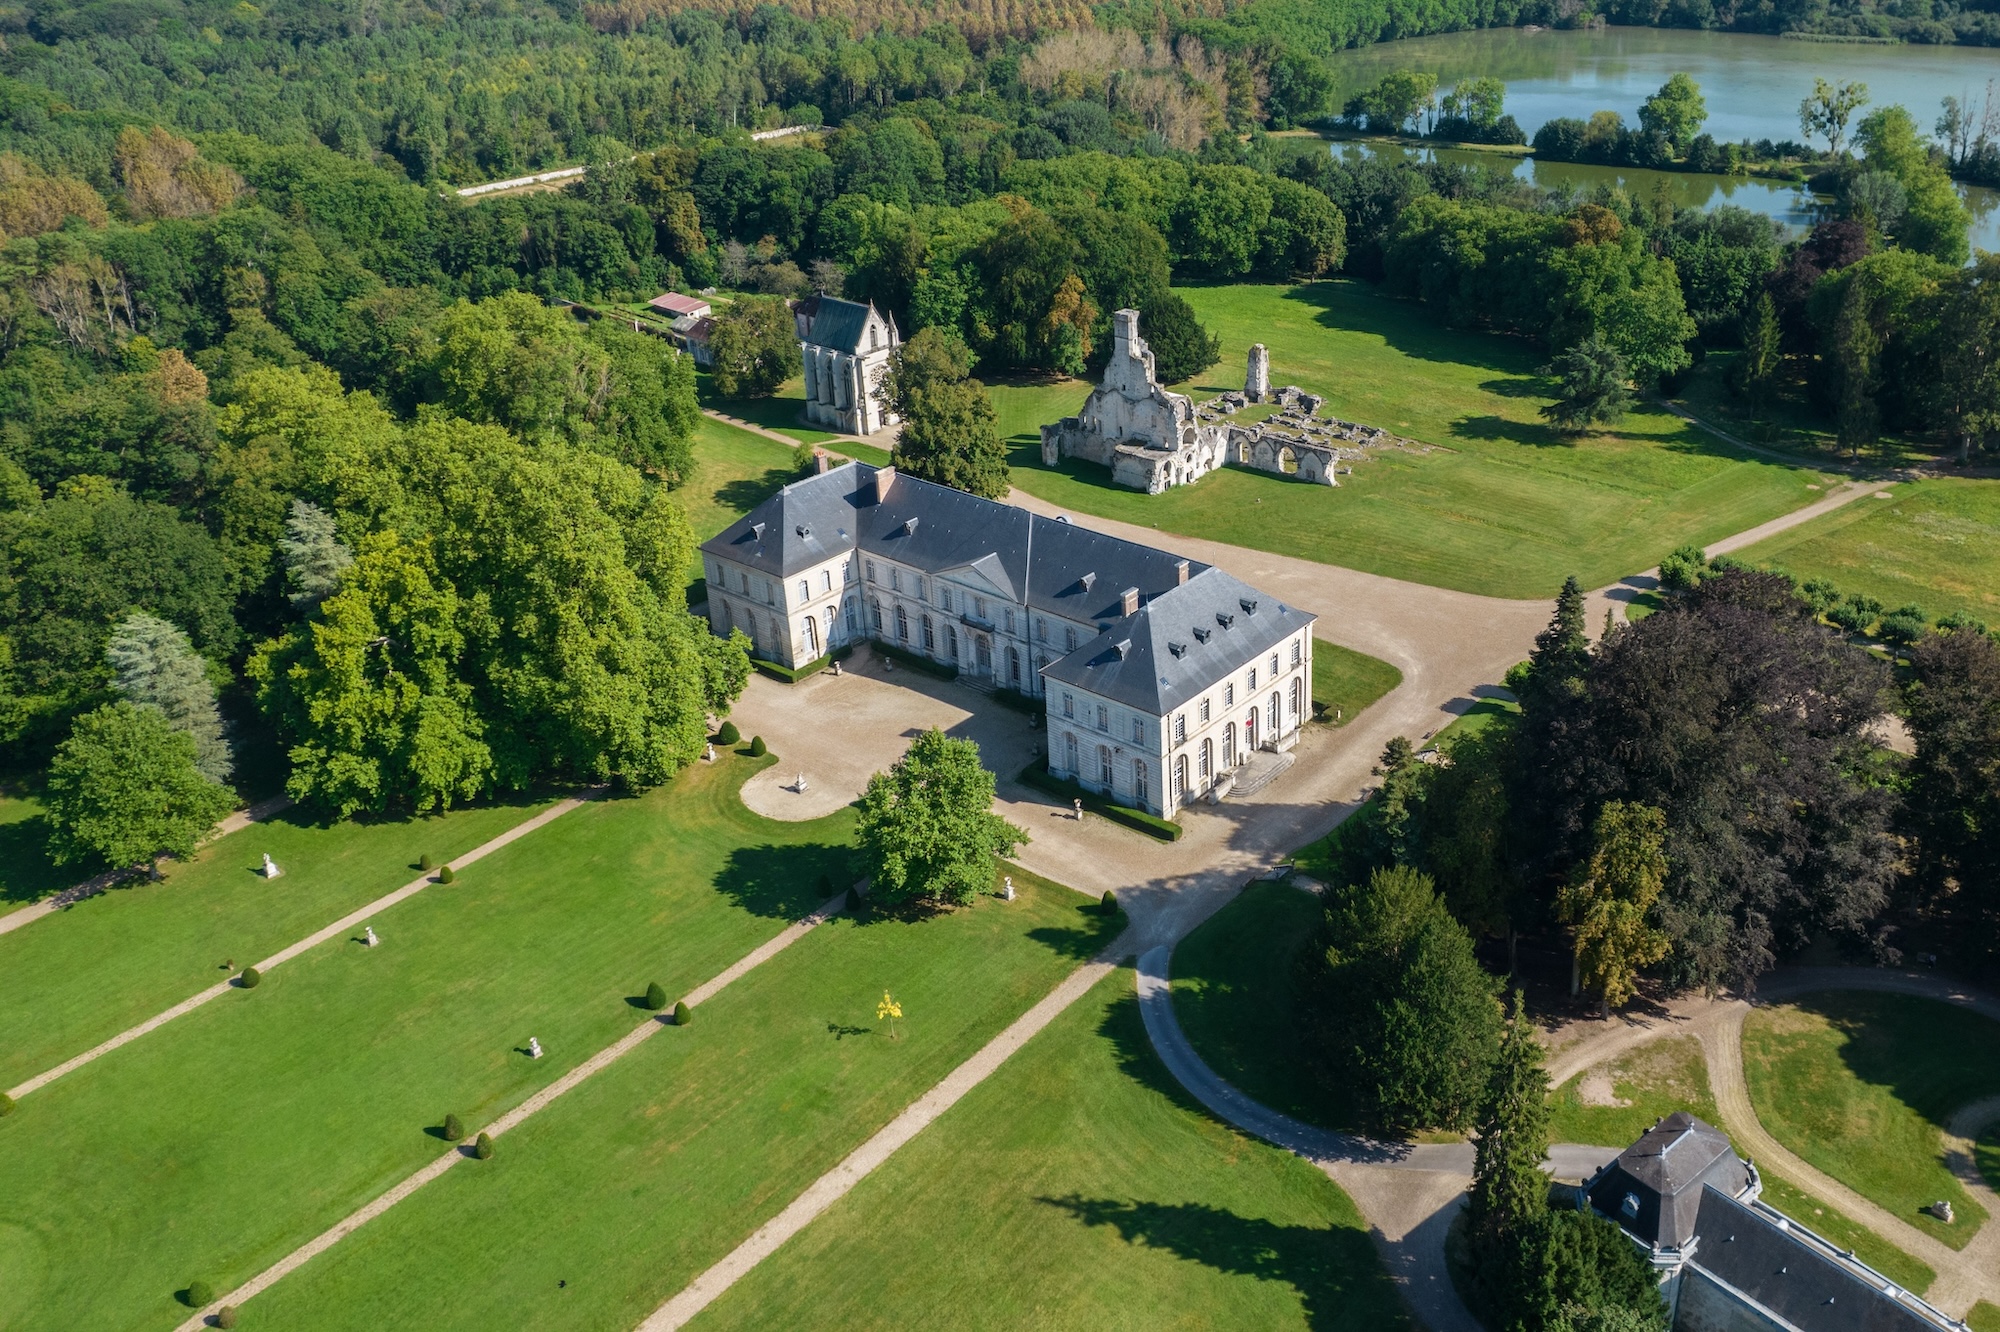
[0,796,554,1090]
[0,756,846,1331]
[679,415,803,543]
[989,281,1820,600]
[1546,1036,1720,1150]
[242,868,1120,1332]
[694,966,1408,1332]
[1312,638,1403,726]
[1742,991,2000,1250]
[1734,477,2000,622]
[1168,880,1346,1132]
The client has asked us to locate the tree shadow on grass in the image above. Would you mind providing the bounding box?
[1279,280,1534,379]
[1451,414,1571,450]
[1785,991,2000,1131]
[713,469,797,517]
[0,812,68,906]
[1037,1195,1400,1331]
[713,841,853,922]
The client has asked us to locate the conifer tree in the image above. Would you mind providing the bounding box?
[1468,991,1554,1327]
[279,499,354,612]
[107,612,234,785]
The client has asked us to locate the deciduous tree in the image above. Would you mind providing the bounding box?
[854,728,1024,906]
[1558,801,1671,1013]
[884,328,1009,499]
[45,702,234,872]
[707,296,797,399]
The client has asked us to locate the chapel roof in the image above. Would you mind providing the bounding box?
[801,296,883,354]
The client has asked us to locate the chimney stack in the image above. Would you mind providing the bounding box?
[1120,587,1140,616]
[1175,559,1189,585]
[813,446,830,475]
[873,466,896,504]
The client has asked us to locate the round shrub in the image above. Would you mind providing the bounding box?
[749,735,767,757]
[1100,890,1119,915]
[419,853,434,871]
[183,1279,214,1308]
[1657,543,1707,593]
[443,1113,464,1142]
[0,1091,15,1117]
[216,1306,239,1329]
[673,1001,692,1026]
[1879,606,1930,646]
[438,864,456,884]
[717,721,740,745]
[474,1132,495,1160]
[644,981,668,1011]
[239,967,261,989]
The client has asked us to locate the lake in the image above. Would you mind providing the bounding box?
[1324,26,2000,249]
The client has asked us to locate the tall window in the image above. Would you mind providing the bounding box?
[1004,609,1015,634]
[1009,646,1021,685]
[1225,684,1235,707]
[866,561,877,583]
[869,600,883,632]
[1248,667,1257,690]
[1200,739,1212,782]
[718,601,733,631]
[1269,693,1280,735]
[1065,732,1078,776]
[1290,678,1302,720]
[843,563,852,584]
[1173,714,1186,744]
[896,605,909,641]
[1062,692,1075,719]
[1270,653,1279,675]
[947,626,958,658]
[923,616,935,650]
[891,568,901,592]
[1131,718,1144,745]
[1096,705,1108,733]
[1199,698,1211,724]
[822,569,834,593]
[916,577,926,602]
[974,596,987,619]
[1099,745,1113,787]
[1174,754,1186,799]
[1035,616,1046,641]
[940,587,952,612]
[845,601,857,632]
[1133,761,1148,806]
[1224,723,1236,767]
[802,616,818,656]
[1065,625,1078,651]
[1291,640,1302,667]
[797,579,809,603]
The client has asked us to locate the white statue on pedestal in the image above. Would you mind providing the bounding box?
[1003,875,1015,902]
[262,853,281,879]
[364,925,379,947]
[528,1037,544,1060]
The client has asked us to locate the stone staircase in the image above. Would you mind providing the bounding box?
[1224,748,1295,800]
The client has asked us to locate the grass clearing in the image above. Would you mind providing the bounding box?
[1742,991,2000,1250]
[1169,881,1351,1132]
[1312,639,1403,727]
[1546,1036,1719,1149]
[243,867,1121,1332]
[695,966,1409,1332]
[1970,1301,2000,1332]
[0,755,854,1330]
[988,282,1824,600]
[1733,478,2000,623]
[679,415,801,543]
[0,796,556,1090]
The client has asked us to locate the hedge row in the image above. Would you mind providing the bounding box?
[1017,761,1183,842]
[870,640,959,680]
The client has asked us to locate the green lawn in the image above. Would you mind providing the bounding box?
[1970,1300,2000,1332]
[1312,638,1403,727]
[991,282,1823,599]
[1169,881,1350,1131]
[0,793,67,914]
[1742,991,2000,1250]
[679,415,802,543]
[0,754,855,1330]
[0,796,555,1091]
[1429,697,1519,750]
[694,966,1409,1331]
[1546,1036,1719,1150]
[1734,478,2000,623]
[240,867,1122,1332]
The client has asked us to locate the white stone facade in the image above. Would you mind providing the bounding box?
[799,297,900,437]
[1039,309,1227,494]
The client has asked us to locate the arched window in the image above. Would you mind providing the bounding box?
[1290,678,1302,721]
[844,601,857,633]
[947,626,959,658]
[895,605,909,641]
[798,579,809,603]
[1200,739,1212,783]
[1173,754,1187,800]
[1133,760,1148,806]
[718,601,733,632]
[869,600,883,632]
[1099,745,1113,788]
[1223,723,1237,767]
[1269,693,1280,736]
[922,615,935,650]
[1009,646,1021,685]
[802,616,818,657]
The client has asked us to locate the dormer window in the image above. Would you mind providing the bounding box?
[1080,572,1096,592]
[903,517,919,535]
[1217,612,1235,629]
[751,522,766,540]
[1193,626,1211,644]
[1241,598,1259,615]
[1620,1193,1641,1220]
[1168,642,1187,658]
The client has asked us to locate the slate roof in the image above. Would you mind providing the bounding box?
[1587,1112,1748,1249]
[800,296,879,354]
[699,462,1313,713]
[1688,1186,1941,1331]
[1041,568,1313,715]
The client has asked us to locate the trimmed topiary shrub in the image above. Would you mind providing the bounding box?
[748,735,767,757]
[183,1279,214,1308]
[419,853,433,871]
[443,1113,464,1142]
[1657,543,1707,593]
[474,1132,495,1160]
[438,865,456,884]
[644,981,668,1011]
[1100,890,1119,915]
[673,1001,692,1026]
[0,1091,15,1116]
[717,721,740,745]
[239,967,261,989]
[216,1306,239,1329]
